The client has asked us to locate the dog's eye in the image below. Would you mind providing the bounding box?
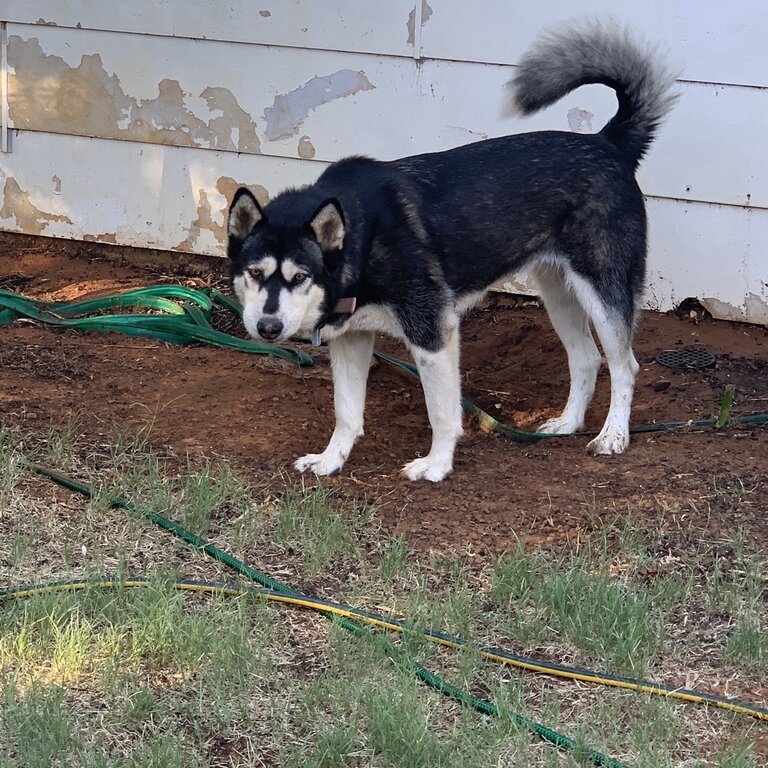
[292,272,308,285]
[247,267,263,281]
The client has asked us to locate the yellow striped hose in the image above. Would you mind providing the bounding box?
[3,576,766,722]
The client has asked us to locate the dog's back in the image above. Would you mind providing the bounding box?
[385,21,677,313]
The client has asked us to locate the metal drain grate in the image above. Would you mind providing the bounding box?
[655,345,716,370]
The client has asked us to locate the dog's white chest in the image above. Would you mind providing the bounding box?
[321,304,404,342]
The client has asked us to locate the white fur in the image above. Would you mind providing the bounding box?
[280,259,304,283]
[296,301,464,481]
[454,290,488,315]
[295,331,375,476]
[254,256,278,278]
[531,262,602,434]
[320,304,405,342]
[401,313,463,481]
[233,269,325,341]
[530,254,637,454]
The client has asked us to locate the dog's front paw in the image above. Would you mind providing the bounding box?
[537,415,583,435]
[401,455,453,482]
[586,428,629,456]
[294,452,344,476]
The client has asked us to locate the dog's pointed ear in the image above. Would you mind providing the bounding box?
[228,188,264,253]
[309,199,345,253]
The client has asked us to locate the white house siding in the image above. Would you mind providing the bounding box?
[0,1,766,323]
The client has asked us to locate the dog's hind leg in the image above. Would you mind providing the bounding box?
[402,316,463,482]
[586,309,639,454]
[557,268,638,454]
[295,330,375,476]
[532,264,602,435]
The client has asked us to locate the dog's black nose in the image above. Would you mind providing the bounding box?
[256,318,283,340]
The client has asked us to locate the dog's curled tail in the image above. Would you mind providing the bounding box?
[508,21,678,168]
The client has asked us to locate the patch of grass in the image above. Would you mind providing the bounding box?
[490,542,684,675]
[1,424,765,767]
[725,613,766,669]
[715,739,760,768]
[43,417,83,469]
[0,680,208,768]
[0,578,283,766]
[275,483,366,576]
[364,678,449,767]
[0,425,26,500]
[378,536,409,582]
[8,533,30,567]
[176,458,253,537]
[1,682,80,768]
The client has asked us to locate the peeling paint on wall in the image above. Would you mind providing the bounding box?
[8,36,261,154]
[262,70,375,141]
[567,107,594,133]
[298,135,316,159]
[83,232,118,244]
[700,294,768,324]
[175,176,269,252]
[216,176,269,209]
[176,188,218,253]
[406,0,433,46]
[200,86,261,153]
[0,177,73,235]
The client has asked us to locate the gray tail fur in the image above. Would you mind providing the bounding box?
[508,21,678,168]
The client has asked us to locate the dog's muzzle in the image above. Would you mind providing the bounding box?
[256,316,284,341]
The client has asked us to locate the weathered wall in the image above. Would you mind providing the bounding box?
[0,1,766,322]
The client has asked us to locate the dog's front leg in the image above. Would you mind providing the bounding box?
[402,324,463,482]
[295,331,375,477]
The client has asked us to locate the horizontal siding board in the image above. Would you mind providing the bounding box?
[1,131,766,323]
[420,1,768,88]
[0,0,417,57]
[0,131,326,255]
[8,1,768,88]
[8,25,767,209]
[644,197,768,324]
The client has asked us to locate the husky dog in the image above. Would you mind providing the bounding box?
[227,22,677,482]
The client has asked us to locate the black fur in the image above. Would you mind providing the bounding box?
[228,22,677,350]
[226,22,680,478]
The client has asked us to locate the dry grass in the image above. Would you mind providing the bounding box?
[0,422,765,767]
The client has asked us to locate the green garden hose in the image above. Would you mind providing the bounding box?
[20,461,628,768]
[2,286,767,442]
[0,286,313,366]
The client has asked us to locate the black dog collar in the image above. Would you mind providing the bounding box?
[311,296,358,346]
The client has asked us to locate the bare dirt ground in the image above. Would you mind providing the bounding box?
[1,232,767,555]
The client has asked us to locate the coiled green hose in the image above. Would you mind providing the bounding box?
[0,286,313,366]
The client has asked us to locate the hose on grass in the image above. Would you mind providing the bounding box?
[4,570,768,725]
[5,581,611,768]
[21,461,628,768]
[3,285,765,442]
[0,286,313,367]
